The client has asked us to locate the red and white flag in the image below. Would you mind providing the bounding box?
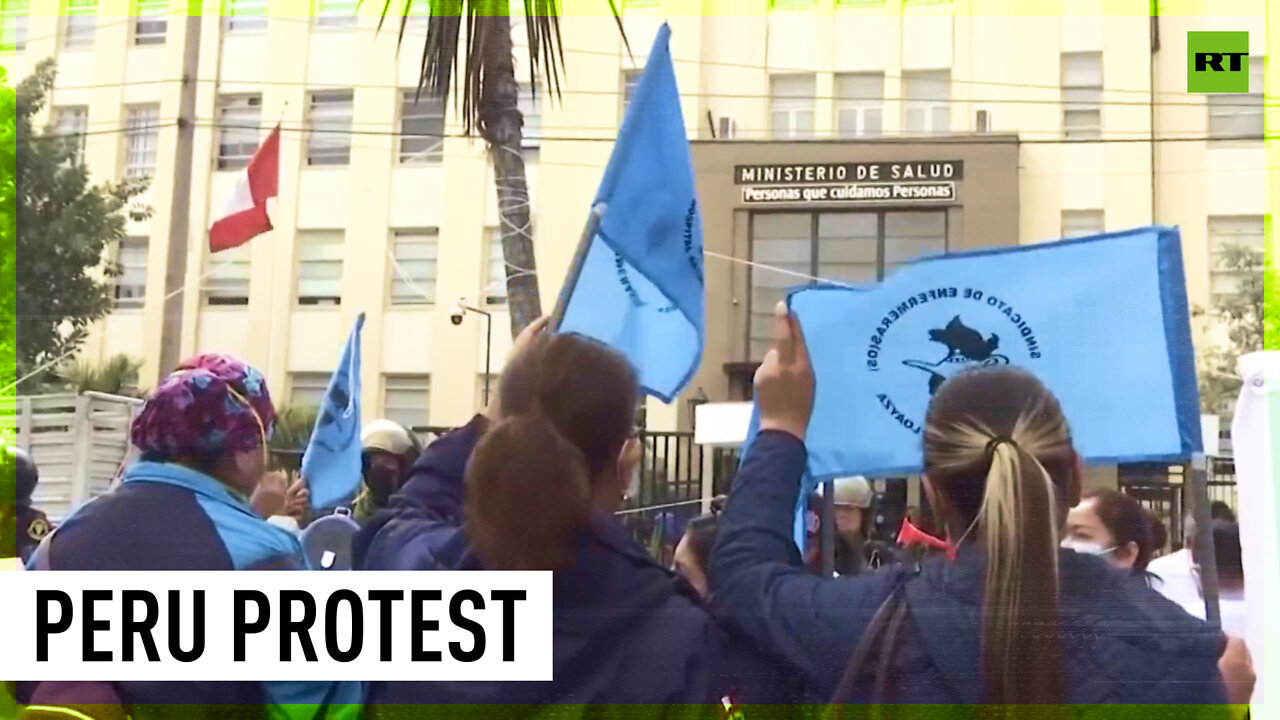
[209,124,280,253]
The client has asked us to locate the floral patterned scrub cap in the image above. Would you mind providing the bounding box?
[131,353,276,459]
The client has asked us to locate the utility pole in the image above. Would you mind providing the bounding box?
[156,8,203,383]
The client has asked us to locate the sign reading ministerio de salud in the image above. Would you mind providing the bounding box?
[735,161,962,205]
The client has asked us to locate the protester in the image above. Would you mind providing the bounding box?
[351,418,422,524]
[7,447,50,564]
[672,496,726,598]
[22,353,360,719]
[356,319,796,708]
[816,476,874,576]
[1064,488,1158,575]
[1150,513,1203,614]
[1211,501,1237,523]
[710,302,1230,708]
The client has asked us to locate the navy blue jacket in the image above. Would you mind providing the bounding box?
[711,431,1231,711]
[354,416,798,712]
[27,461,361,720]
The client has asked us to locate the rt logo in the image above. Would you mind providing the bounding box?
[1187,31,1250,93]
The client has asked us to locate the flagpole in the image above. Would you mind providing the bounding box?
[548,203,607,332]
[264,105,286,422]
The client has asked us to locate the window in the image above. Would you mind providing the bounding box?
[114,237,148,309]
[53,106,88,161]
[315,0,357,28]
[1061,52,1102,140]
[519,83,541,159]
[622,69,642,117]
[290,372,330,409]
[834,73,883,138]
[769,0,816,8]
[217,95,262,170]
[307,90,353,166]
[124,104,160,179]
[1061,209,1104,238]
[770,75,815,139]
[297,231,344,306]
[389,229,438,305]
[133,0,166,45]
[399,91,444,164]
[64,0,96,49]
[1208,216,1264,305]
[1208,57,1264,141]
[903,70,950,134]
[224,0,267,33]
[203,243,251,305]
[748,210,946,357]
[384,375,430,430]
[1,0,29,52]
[485,228,508,305]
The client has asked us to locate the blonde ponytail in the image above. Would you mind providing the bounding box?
[922,367,1077,708]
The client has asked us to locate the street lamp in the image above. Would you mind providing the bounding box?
[451,298,493,409]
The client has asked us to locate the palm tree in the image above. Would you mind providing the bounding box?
[381,0,627,337]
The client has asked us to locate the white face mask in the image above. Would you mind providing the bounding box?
[1061,538,1117,557]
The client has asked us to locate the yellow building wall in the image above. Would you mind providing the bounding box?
[7,0,1265,431]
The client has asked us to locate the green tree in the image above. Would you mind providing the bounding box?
[53,353,144,396]
[1197,243,1264,416]
[1,67,16,395]
[389,0,628,337]
[15,59,150,389]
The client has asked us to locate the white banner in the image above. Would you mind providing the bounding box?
[1230,351,1279,713]
[0,571,553,682]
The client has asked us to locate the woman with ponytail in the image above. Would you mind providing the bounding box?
[356,319,795,709]
[710,303,1230,710]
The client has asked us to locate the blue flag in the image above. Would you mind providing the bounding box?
[556,23,704,402]
[743,226,1202,549]
[301,313,364,511]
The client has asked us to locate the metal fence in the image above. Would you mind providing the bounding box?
[1118,457,1239,553]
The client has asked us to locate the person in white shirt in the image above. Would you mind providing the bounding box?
[1148,514,1207,618]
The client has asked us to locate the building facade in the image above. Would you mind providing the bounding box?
[3,0,1271,436]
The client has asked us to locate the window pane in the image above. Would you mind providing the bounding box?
[750,213,811,357]
[64,0,96,49]
[1208,216,1264,306]
[1,0,30,51]
[817,213,877,283]
[904,71,949,102]
[486,229,508,305]
[770,74,816,140]
[134,0,166,45]
[115,237,148,308]
[307,90,353,166]
[519,83,540,154]
[864,108,882,135]
[884,211,946,270]
[929,106,949,133]
[290,372,331,409]
[218,95,262,169]
[297,231,344,305]
[399,91,444,164]
[316,0,357,27]
[1061,209,1104,238]
[203,244,250,305]
[1208,94,1263,139]
[124,104,160,179]
[384,375,430,429]
[390,229,438,305]
[622,69,642,114]
[225,0,267,32]
[53,106,88,159]
[1061,52,1102,88]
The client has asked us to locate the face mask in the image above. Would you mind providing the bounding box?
[1060,538,1117,557]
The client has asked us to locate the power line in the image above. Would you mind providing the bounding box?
[20,4,223,46]
[47,74,1273,109]
[24,10,1258,100]
[194,120,1277,145]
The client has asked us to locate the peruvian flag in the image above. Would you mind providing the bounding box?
[209,124,280,253]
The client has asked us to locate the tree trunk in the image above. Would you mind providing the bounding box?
[479,14,541,338]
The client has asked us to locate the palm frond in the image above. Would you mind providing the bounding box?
[377,0,629,136]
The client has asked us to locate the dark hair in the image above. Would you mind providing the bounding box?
[1211,520,1243,584]
[1210,501,1237,524]
[464,333,638,571]
[923,367,1076,706]
[1080,489,1158,573]
[1144,507,1169,556]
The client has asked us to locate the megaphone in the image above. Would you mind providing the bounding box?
[897,516,957,561]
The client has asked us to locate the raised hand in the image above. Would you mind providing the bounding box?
[754,302,815,442]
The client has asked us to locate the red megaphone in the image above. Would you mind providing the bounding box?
[897,516,957,561]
